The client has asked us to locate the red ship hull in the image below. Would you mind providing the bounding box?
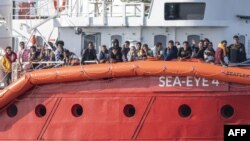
[0,76,249,140]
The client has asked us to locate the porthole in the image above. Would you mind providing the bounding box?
[123,104,136,117]
[71,104,83,117]
[221,105,234,119]
[7,104,18,118]
[35,104,46,117]
[178,104,191,118]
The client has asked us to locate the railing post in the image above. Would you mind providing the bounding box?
[102,0,107,25]
[85,0,90,25]
[122,3,126,26]
[140,3,145,26]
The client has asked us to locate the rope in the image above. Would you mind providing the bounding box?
[0,72,10,83]
[142,66,167,75]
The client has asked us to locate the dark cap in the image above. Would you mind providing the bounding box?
[204,38,210,42]
[56,40,64,46]
[233,35,239,39]
[221,40,227,44]
[168,40,174,44]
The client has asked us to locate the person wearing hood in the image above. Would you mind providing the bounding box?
[109,39,122,63]
[215,40,228,67]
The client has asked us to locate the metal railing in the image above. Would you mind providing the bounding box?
[11,61,65,82]
[12,0,151,19]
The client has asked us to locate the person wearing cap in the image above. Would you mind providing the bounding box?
[227,35,247,63]
[215,40,228,67]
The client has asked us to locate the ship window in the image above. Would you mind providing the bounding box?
[35,104,46,117]
[111,35,122,47]
[164,3,206,20]
[71,104,83,117]
[7,104,18,118]
[154,35,167,49]
[178,104,192,118]
[187,35,200,46]
[123,104,136,117]
[221,105,234,119]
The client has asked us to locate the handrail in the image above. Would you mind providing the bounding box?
[13,0,151,19]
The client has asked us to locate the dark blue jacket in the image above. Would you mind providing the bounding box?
[228,43,247,63]
[163,46,178,61]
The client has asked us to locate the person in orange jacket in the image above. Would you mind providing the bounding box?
[215,40,228,67]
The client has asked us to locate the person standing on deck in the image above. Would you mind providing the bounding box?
[128,46,139,61]
[178,41,192,61]
[99,45,109,63]
[192,40,205,60]
[163,40,178,61]
[110,47,123,63]
[1,46,17,85]
[140,44,153,59]
[17,42,30,71]
[136,42,142,57]
[215,40,228,67]
[228,35,247,63]
[55,40,65,61]
[122,41,130,62]
[154,42,163,60]
[109,39,122,62]
[203,38,210,50]
[81,41,97,64]
[204,42,215,63]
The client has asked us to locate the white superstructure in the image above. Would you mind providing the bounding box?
[0,0,12,51]
[12,0,250,58]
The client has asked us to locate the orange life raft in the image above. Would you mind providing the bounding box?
[0,61,249,109]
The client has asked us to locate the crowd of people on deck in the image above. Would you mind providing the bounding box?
[80,35,247,67]
[0,35,247,85]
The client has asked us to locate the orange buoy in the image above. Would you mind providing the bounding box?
[31,35,36,46]
[53,0,67,12]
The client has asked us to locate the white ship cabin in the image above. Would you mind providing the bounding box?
[0,1,12,52]
[12,0,250,58]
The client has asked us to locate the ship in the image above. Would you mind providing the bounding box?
[0,0,249,140]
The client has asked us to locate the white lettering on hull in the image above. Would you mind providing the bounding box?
[159,76,220,87]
